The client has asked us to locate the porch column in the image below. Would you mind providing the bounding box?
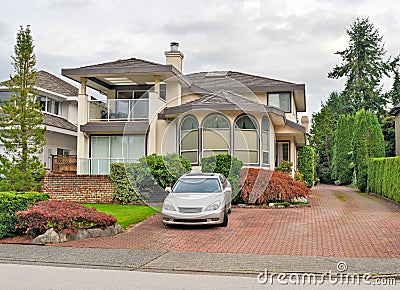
[77,77,90,174]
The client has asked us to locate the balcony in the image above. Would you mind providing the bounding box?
[79,158,139,175]
[88,99,149,122]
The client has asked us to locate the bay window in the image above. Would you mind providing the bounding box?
[202,114,230,158]
[180,115,199,164]
[234,115,258,165]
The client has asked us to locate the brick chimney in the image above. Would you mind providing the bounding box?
[165,42,184,72]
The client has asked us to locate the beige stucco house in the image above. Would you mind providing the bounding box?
[0,70,78,169]
[62,43,308,175]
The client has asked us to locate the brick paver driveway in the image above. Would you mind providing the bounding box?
[58,185,400,258]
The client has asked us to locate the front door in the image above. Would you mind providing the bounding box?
[275,141,290,167]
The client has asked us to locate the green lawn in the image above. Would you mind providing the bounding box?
[83,204,160,229]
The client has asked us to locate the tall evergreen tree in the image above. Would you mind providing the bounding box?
[0,25,46,191]
[332,115,354,184]
[352,109,385,192]
[308,105,337,184]
[328,17,396,118]
[388,68,400,106]
[381,116,396,157]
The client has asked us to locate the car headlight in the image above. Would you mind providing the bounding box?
[205,201,221,211]
[163,201,176,211]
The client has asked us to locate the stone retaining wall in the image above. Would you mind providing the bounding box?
[40,173,114,203]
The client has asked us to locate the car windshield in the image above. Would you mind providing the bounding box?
[173,178,221,193]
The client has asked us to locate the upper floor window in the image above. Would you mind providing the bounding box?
[117,90,149,99]
[37,96,60,115]
[267,92,291,113]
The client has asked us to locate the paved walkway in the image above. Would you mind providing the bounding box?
[56,185,400,258]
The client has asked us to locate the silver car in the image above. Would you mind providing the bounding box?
[162,173,232,227]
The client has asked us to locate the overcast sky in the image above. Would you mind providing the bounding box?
[1,0,399,117]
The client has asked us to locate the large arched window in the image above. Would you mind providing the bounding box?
[180,115,199,164]
[202,114,230,158]
[234,115,259,165]
[261,117,270,166]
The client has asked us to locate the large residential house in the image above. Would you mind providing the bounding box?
[62,42,308,175]
[0,70,78,170]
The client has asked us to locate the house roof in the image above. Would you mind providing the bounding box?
[0,70,78,98]
[185,71,306,112]
[62,57,191,91]
[77,57,164,69]
[186,71,295,89]
[42,113,77,132]
[163,89,280,115]
[36,70,79,97]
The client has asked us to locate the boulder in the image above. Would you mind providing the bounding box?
[87,228,104,238]
[32,228,59,244]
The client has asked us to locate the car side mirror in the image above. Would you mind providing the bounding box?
[165,187,172,193]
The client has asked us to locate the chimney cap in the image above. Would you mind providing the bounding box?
[170,42,179,52]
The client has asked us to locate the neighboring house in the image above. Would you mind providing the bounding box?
[0,70,78,170]
[391,106,400,156]
[62,42,308,175]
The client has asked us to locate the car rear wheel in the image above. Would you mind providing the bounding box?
[220,209,228,227]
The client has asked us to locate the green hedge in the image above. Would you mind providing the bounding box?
[368,157,400,202]
[110,153,191,204]
[201,154,243,203]
[0,192,49,238]
[297,146,315,187]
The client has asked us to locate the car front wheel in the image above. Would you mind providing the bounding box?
[220,209,228,227]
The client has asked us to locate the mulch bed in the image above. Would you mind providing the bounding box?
[0,235,33,244]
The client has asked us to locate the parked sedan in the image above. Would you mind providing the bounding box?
[162,173,232,227]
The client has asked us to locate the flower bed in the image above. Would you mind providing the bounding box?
[15,200,117,237]
[239,168,310,204]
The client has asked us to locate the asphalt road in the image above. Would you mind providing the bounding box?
[0,264,390,290]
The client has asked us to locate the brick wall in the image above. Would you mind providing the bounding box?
[40,173,114,203]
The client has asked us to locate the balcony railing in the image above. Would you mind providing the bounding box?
[79,158,139,175]
[88,99,149,122]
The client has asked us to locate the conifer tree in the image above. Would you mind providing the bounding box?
[0,25,46,191]
[332,115,354,184]
[352,109,385,192]
[328,17,397,118]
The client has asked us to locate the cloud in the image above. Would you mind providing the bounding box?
[0,0,399,119]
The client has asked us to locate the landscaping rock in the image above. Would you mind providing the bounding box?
[88,228,104,238]
[31,224,123,244]
[103,226,116,236]
[32,228,59,244]
[76,229,89,240]
[114,224,124,234]
[59,232,67,243]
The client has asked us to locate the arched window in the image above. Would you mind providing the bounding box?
[202,114,230,158]
[234,115,259,165]
[262,117,270,166]
[180,115,199,164]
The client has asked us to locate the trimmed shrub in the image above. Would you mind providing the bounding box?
[201,154,243,203]
[15,200,117,236]
[109,163,141,204]
[0,192,49,238]
[297,146,315,187]
[110,153,191,203]
[352,109,385,192]
[331,115,354,185]
[275,160,293,174]
[368,157,400,202]
[239,168,310,204]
